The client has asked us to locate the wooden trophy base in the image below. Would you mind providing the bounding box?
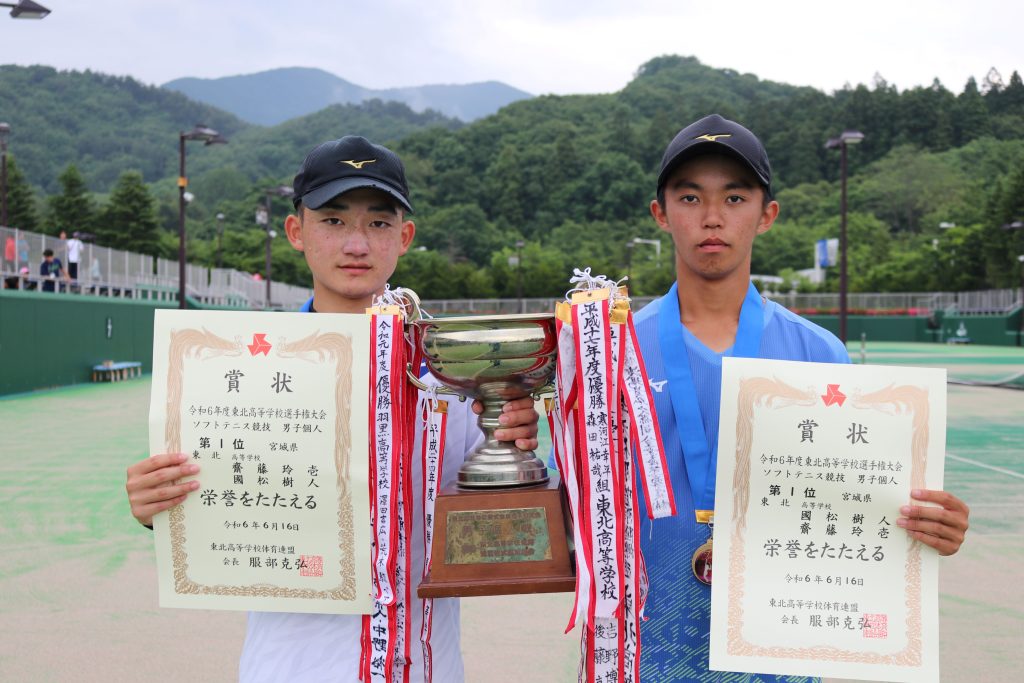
[417,475,576,598]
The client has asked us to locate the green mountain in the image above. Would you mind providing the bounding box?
[4,56,1023,297]
[0,65,462,195]
[0,65,248,194]
[163,67,532,125]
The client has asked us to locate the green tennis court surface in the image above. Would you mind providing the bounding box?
[1,342,1021,681]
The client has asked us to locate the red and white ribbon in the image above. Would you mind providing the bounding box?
[572,297,622,622]
[363,311,410,683]
[553,314,592,633]
[620,408,640,683]
[621,315,675,519]
[419,390,447,683]
[370,314,402,606]
[548,269,676,683]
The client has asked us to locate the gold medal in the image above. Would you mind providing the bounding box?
[692,511,714,585]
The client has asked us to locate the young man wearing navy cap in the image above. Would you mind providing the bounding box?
[631,114,970,681]
[126,136,539,682]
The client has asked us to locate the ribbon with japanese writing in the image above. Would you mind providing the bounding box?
[361,292,431,683]
[362,310,404,682]
[552,309,590,633]
[550,268,676,683]
[419,391,447,683]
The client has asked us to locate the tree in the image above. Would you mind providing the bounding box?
[857,146,965,233]
[981,67,1004,95]
[3,155,39,231]
[414,202,504,266]
[47,164,96,236]
[391,249,492,299]
[953,77,990,145]
[96,171,160,255]
[982,164,1024,287]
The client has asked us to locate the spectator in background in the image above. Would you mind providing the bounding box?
[3,266,33,290]
[62,230,85,280]
[39,248,67,292]
[4,235,15,271]
[17,235,29,267]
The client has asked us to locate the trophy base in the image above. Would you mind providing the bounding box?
[417,476,575,598]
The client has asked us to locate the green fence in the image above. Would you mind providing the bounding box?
[2,290,1021,396]
[0,290,177,395]
[805,309,1023,346]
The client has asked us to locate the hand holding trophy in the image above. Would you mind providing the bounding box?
[402,304,575,597]
[392,271,677,683]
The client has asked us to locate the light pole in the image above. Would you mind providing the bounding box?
[178,124,227,309]
[0,122,8,228]
[515,240,525,312]
[215,212,225,269]
[258,185,294,309]
[1,0,51,18]
[825,129,865,344]
[1018,254,1024,347]
[1004,221,1024,346]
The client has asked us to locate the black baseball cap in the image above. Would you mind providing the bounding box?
[657,114,773,198]
[292,136,413,213]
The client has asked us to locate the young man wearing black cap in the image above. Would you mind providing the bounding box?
[631,114,970,681]
[126,136,539,682]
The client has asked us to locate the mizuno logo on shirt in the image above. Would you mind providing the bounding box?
[649,380,667,393]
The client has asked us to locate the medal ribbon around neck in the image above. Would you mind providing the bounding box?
[656,281,764,515]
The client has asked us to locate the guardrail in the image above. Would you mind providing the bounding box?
[3,226,1019,314]
[2,226,312,309]
[422,289,1022,317]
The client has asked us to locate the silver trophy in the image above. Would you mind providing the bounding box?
[409,313,557,488]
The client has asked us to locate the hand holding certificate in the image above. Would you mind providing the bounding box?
[709,358,948,683]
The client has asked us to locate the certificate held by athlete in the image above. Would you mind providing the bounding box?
[710,357,945,683]
[149,309,373,614]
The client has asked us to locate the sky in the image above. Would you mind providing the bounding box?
[1,0,1021,96]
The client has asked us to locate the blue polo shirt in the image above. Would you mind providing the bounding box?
[633,286,849,682]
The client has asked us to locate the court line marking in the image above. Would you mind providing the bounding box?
[947,453,1024,481]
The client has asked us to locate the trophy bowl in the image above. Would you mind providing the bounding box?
[412,313,557,488]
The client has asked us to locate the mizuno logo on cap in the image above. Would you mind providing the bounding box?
[695,134,731,142]
[339,159,377,169]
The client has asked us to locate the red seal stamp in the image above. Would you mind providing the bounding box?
[862,613,888,639]
[299,554,323,577]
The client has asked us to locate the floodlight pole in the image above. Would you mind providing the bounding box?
[840,141,849,343]
[515,240,525,312]
[1002,222,1024,347]
[216,212,225,269]
[178,125,227,309]
[260,186,294,310]
[0,122,8,228]
[264,194,273,308]
[178,134,187,309]
[1018,254,1024,347]
[826,130,865,344]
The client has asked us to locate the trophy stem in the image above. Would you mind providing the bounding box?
[457,395,550,488]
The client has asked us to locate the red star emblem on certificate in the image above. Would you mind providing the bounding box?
[821,383,846,407]
[247,333,272,356]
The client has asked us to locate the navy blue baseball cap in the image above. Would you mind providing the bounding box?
[657,114,773,198]
[293,136,413,213]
